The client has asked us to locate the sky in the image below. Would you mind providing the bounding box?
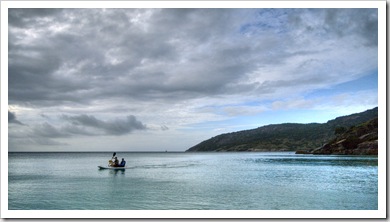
[7,8,379,152]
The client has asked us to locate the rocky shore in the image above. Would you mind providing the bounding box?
[296,117,378,155]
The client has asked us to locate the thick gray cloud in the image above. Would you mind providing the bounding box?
[33,122,71,138]
[61,114,147,135]
[8,114,147,149]
[32,114,147,138]
[322,8,378,46]
[7,8,379,151]
[8,111,23,125]
[9,122,69,147]
[8,8,377,108]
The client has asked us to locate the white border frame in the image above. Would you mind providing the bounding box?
[1,1,386,219]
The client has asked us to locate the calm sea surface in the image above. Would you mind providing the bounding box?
[8,152,377,210]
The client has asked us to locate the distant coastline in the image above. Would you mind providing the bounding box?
[186,107,378,154]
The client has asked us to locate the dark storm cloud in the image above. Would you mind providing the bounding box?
[62,114,147,135]
[8,114,148,148]
[8,111,23,125]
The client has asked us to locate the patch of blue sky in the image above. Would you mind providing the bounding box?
[187,70,378,135]
[185,101,377,140]
[253,109,343,125]
[196,100,268,118]
[183,107,346,136]
[239,8,291,35]
[305,70,378,99]
[237,109,338,127]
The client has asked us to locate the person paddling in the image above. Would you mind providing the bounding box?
[113,157,119,166]
[109,152,117,166]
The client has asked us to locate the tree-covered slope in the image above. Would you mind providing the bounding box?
[186,107,378,152]
[309,117,378,155]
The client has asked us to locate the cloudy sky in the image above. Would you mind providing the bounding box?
[7,8,378,152]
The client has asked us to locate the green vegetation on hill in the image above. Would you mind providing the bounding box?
[309,117,378,155]
[186,107,378,152]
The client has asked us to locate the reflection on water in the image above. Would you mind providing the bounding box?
[108,169,125,176]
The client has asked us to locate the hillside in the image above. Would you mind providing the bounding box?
[307,117,378,155]
[186,107,378,152]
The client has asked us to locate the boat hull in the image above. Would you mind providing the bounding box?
[98,166,130,170]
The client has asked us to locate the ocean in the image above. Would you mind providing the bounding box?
[8,152,378,210]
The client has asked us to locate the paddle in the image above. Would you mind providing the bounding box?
[108,152,117,167]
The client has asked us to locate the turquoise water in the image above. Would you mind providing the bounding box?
[8,152,378,210]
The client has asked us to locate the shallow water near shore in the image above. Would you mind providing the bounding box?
[8,152,377,210]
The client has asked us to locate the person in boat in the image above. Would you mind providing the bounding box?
[109,152,117,166]
[118,158,126,167]
[109,157,119,167]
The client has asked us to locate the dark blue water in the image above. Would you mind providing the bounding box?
[8,152,378,210]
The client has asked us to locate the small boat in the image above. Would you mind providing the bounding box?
[98,165,130,170]
[99,152,129,170]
